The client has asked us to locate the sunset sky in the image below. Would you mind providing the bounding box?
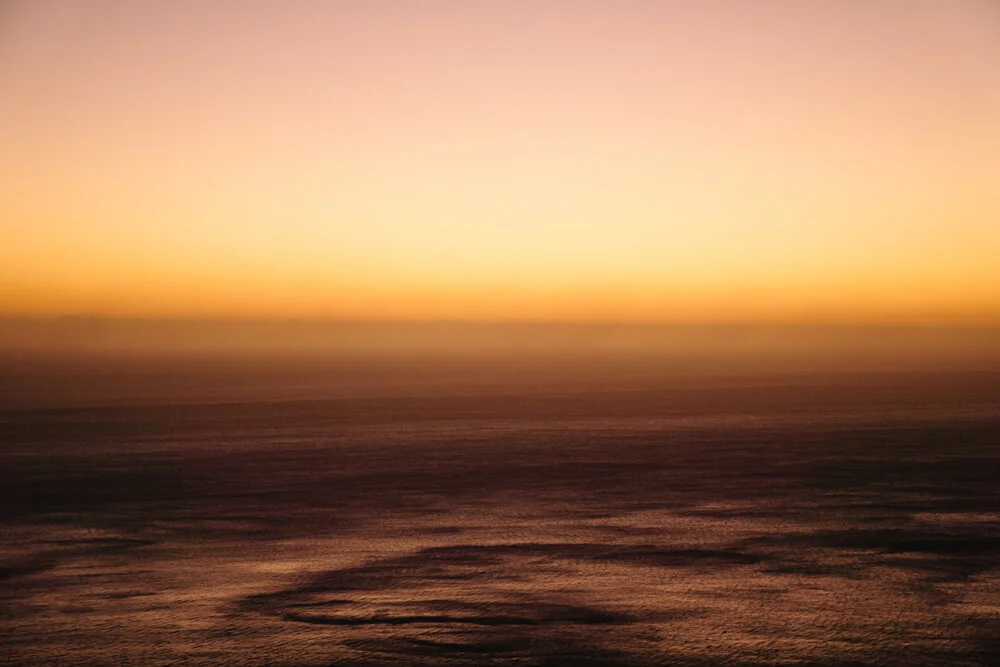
[2,0,999,324]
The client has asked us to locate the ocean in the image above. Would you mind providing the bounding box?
[2,347,999,665]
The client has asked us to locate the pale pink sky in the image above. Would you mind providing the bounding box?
[2,1,999,322]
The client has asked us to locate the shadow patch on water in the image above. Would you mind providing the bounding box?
[278,599,625,627]
[0,555,57,583]
[0,537,157,586]
[750,527,1000,581]
[239,542,716,663]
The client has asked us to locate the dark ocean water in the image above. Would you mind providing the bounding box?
[2,352,999,665]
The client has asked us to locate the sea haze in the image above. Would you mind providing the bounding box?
[2,324,999,665]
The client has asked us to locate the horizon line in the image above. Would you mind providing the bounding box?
[2,314,1000,330]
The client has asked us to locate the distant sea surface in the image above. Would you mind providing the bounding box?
[2,351,999,665]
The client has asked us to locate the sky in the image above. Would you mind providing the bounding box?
[2,0,999,324]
